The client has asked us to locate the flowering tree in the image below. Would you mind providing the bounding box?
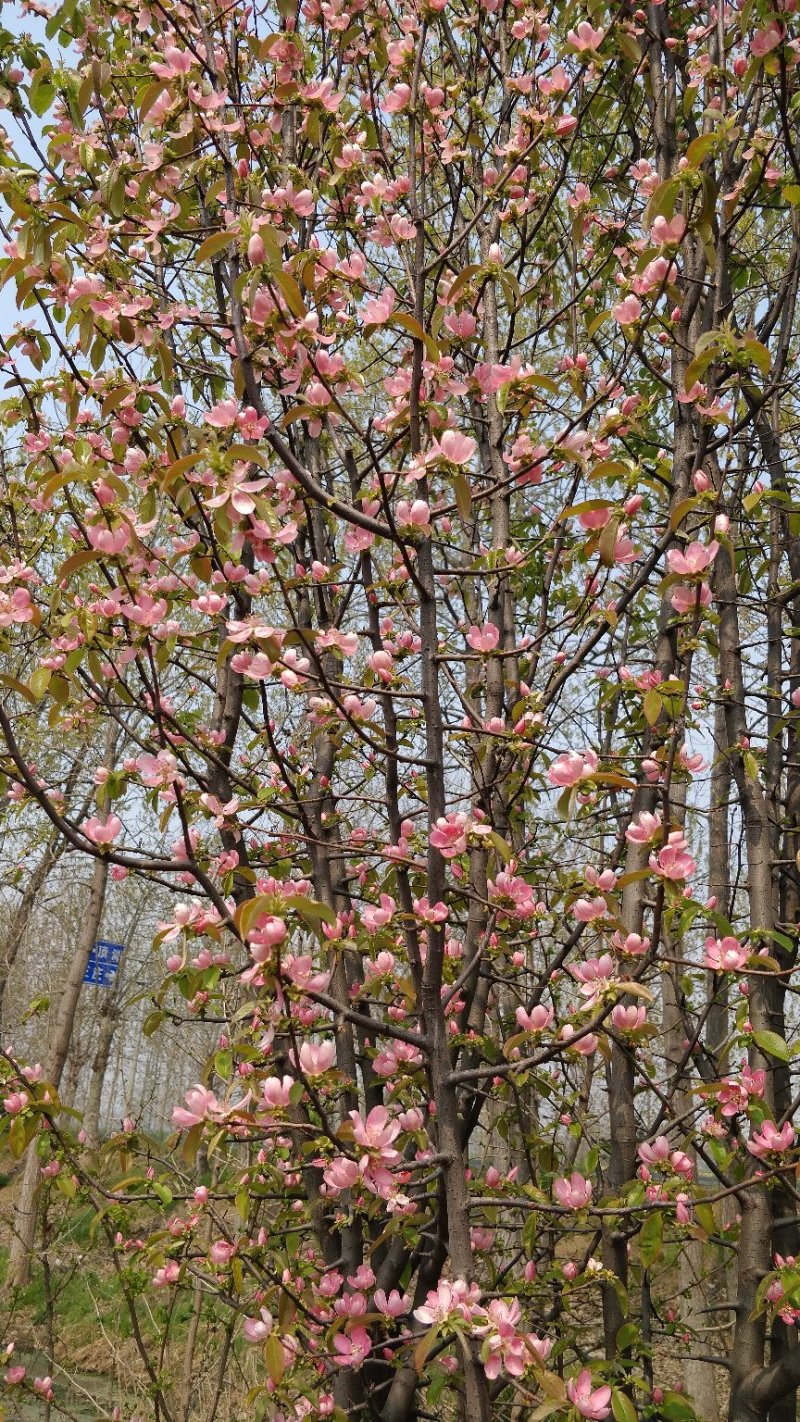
[1,0,800,1418]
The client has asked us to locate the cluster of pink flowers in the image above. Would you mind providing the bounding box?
[413,1281,552,1384]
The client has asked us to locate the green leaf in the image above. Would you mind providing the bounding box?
[29,666,51,700]
[271,269,307,319]
[284,893,337,929]
[753,1030,790,1063]
[685,133,717,167]
[616,1322,640,1352]
[670,495,701,531]
[488,831,513,863]
[264,1336,286,1386]
[694,1201,715,1235]
[142,1010,165,1037]
[743,750,760,782]
[556,785,576,820]
[638,1211,663,1267]
[0,673,39,707]
[643,690,662,726]
[586,309,610,337]
[391,311,440,362]
[741,338,771,375]
[453,472,472,520]
[660,1394,698,1421]
[611,1391,638,1422]
[56,1172,77,1199]
[194,231,234,265]
[643,176,680,227]
[414,1324,439,1375]
[58,548,103,581]
[30,66,56,116]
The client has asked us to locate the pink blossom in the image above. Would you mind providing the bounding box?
[120,593,168,627]
[83,814,122,846]
[151,45,193,78]
[209,1239,236,1266]
[680,749,706,779]
[539,64,569,96]
[86,522,131,555]
[667,540,718,577]
[649,832,695,881]
[444,311,477,338]
[612,295,642,326]
[566,1370,612,1421]
[516,1004,554,1033]
[578,507,611,531]
[428,429,478,465]
[298,1040,337,1075]
[349,1105,401,1157]
[324,1157,361,1192]
[242,1308,273,1342]
[671,1151,694,1179]
[362,289,396,325]
[172,1083,221,1129]
[573,896,607,923]
[374,1288,410,1317]
[3,1091,29,1115]
[572,954,616,1000]
[548,748,598,788]
[751,20,783,56]
[611,1004,646,1031]
[414,1278,483,1326]
[248,914,288,962]
[333,1326,372,1366]
[567,21,605,51]
[625,811,662,843]
[704,936,748,972]
[651,214,686,245]
[466,622,500,652]
[430,813,469,858]
[717,1065,766,1117]
[0,587,35,626]
[747,1120,795,1157]
[381,83,411,113]
[363,893,396,933]
[638,1136,671,1166]
[476,1298,535,1379]
[283,953,331,994]
[396,499,431,529]
[560,1025,599,1056]
[153,1261,180,1287]
[260,1075,295,1109]
[554,1173,593,1210]
[670,582,712,614]
[205,399,240,429]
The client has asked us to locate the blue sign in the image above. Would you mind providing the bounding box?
[84,939,125,987]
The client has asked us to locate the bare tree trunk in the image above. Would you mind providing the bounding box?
[83,994,119,1145]
[663,967,721,1422]
[0,832,64,1037]
[715,530,778,1422]
[8,855,108,1288]
[706,694,732,1061]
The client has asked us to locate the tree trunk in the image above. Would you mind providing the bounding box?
[83,994,119,1145]
[8,855,108,1288]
